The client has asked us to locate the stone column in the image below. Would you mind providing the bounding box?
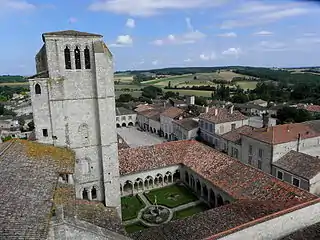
[68,174,74,184]
[88,188,92,201]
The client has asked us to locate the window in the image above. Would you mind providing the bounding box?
[121,116,126,121]
[91,187,97,199]
[249,145,253,155]
[42,129,48,137]
[224,143,227,151]
[231,123,236,130]
[74,46,81,69]
[205,122,208,130]
[84,46,91,69]
[116,117,119,121]
[64,46,71,69]
[209,124,213,132]
[292,177,300,187]
[233,148,238,158]
[258,160,262,169]
[258,149,263,158]
[129,116,132,120]
[277,170,283,180]
[200,120,204,128]
[248,156,252,165]
[35,83,41,95]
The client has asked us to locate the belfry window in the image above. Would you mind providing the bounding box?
[35,83,41,95]
[64,47,71,69]
[74,46,81,69]
[84,46,91,69]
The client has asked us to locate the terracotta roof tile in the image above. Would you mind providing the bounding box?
[173,118,199,131]
[119,140,315,202]
[273,151,320,179]
[160,107,185,119]
[241,122,320,145]
[200,107,248,124]
[221,125,256,144]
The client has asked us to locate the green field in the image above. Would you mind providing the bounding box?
[144,184,198,208]
[125,222,148,233]
[163,89,213,97]
[172,203,209,220]
[235,81,258,90]
[121,195,145,221]
[0,82,29,86]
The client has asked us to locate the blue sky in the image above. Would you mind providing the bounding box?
[1,0,320,75]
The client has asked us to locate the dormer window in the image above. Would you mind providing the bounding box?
[35,83,41,95]
[74,46,81,69]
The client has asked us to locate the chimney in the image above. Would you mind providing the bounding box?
[214,108,218,116]
[205,106,209,113]
[229,105,234,114]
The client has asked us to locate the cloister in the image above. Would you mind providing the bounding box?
[119,165,232,208]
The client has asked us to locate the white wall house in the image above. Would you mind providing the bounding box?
[160,107,185,140]
[199,106,249,149]
[172,118,199,140]
[272,151,320,196]
[115,107,136,128]
[241,121,320,175]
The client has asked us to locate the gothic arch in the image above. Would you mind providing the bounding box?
[35,83,41,95]
[202,184,208,200]
[144,176,153,189]
[217,194,224,207]
[196,179,201,194]
[123,180,133,195]
[91,186,98,200]
[82,188,88,200]
[185,171,189,185]
[64,46,72,69]
[74,46,81,69]
[173,169,180,182]
[135,178,143,190]
[84,46,91,69]
[210,189,215,207]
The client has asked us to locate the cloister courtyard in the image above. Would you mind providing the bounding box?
[121,183,210,233]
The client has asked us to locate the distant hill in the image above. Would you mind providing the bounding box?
[0,75,27,83]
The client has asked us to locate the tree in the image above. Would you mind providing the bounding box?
[168,81,171,88]
[164,91,177,99]
[277,107,312,124]
[195,96,207,106]
[117,94,134,102]
[142,86,162,99]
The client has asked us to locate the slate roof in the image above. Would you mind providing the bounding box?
[28,71,49,79]
[241,122,320,145]
[116,107,135,116]
[199,107,248,124]
[42,30,102,38]
[0,140,74,239]
[273,151,320,180]
[161,107,185,119]
[119,140,315,202]
[173,118,199,131]
[221,125,256,144]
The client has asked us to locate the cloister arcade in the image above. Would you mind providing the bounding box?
[119,165,232,209]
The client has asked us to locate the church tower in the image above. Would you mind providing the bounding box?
[29,30,121,215]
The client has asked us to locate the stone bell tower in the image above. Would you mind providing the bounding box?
[28,30,121,216]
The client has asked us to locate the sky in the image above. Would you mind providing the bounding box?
[1,0,320,75]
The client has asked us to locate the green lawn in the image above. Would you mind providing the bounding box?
[144,184,198,208]
[235,81,258,90]
[121,195,145,221]
[173,203,209,220]
[125,222,149,233]
[163,89,213,97]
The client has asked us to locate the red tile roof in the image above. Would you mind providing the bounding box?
[241,122,320,145]
[305,105,320,113]
[173,118,199,131]
[199,107,248,124]
[221,125,256,144]
[160,107,185,119]
[119,140,315,202]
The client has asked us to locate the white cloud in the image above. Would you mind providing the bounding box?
[253,30,273,36]
[152,60,159,65]
[68,17,78,24]
[217,32,237,38]
[221,2,311,29]
[199,52,216,61]
[222,47,242,57]
[151,18,206,46]
[184,58,192,62]
[110,35,133,47]
[0,0,35,11]
[88,0,228,17]
[126,18,135,28]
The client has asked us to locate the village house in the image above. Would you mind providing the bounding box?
[160,107,185,140]
[235,103,267,116]
[272,151,320,195]
[240,120,320,174]
[115,107,136,128]
[172,118,199,140]
[199,105,249,148]
[247,98,268,107]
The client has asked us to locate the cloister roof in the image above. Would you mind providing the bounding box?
[118,140,316,202]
